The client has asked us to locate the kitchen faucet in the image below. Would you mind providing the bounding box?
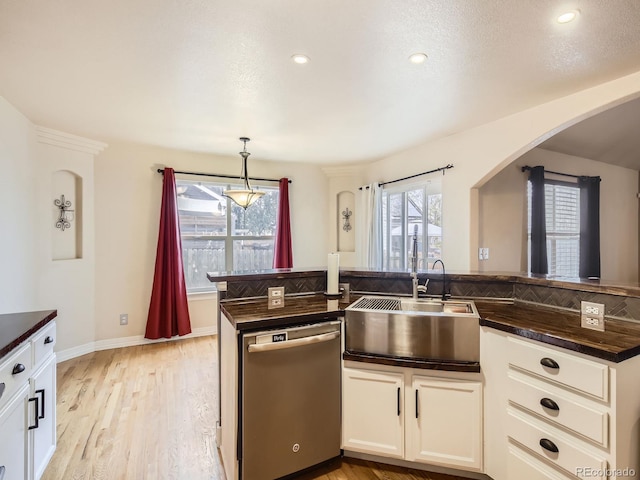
[411,225,429,299]
[431,259,449,300]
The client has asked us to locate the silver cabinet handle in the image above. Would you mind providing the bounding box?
[247,331,339,353]
[0,465,5,480]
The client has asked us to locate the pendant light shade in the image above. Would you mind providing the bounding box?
[223,137,265,209]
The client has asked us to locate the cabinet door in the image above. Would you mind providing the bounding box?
[0,385,29,480]
[30,354,56,480]
[408,375,483,471]
[342,367,404,458]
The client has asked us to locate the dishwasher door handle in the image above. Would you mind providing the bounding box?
[247,330,340,353]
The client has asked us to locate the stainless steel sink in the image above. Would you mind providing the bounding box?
[345,296,480,363]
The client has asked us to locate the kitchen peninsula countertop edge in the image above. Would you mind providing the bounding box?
[0,310,58,359]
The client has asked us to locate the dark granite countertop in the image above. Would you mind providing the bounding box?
[221,292,640,364]
[220,294,350,332]
[0,310,58,359]
[476,300,640,363]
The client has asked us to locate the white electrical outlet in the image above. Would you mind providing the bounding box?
[580,301,605,331]
[119,313,128,325]
[581,301,604,317]
[268,287,285,309]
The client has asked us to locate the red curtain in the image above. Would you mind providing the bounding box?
[273,178,293,268]
[145,168,192,339]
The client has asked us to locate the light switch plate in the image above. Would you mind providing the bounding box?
[339,283,350,303]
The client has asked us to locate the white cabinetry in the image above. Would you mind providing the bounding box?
[482,326,640,480]
[342,367,404,458]
[342,363,483,473]
[0,321,56,480]
[408,375,482,470]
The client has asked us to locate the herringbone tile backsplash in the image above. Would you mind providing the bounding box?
[224,272,640,321]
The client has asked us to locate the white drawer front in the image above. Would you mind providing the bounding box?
[508,443,577,480]
[508,372,609,447]
[32,321,56,368]
[0,342,32,409]
[507,409,607,480]
[507,337,609,401]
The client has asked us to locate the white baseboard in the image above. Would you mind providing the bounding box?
[56,326,217,363]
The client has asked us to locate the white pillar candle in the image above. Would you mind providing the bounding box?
[327,253,340,294]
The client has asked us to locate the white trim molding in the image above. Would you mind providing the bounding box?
[55,326,217,363]
[35,126,108,155]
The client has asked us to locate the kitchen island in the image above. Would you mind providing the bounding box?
[212,268,640,480]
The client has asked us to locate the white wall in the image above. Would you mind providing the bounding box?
[34,129,104,353]
[94,141,329,342]
[478,148,639,282]
[362,70,640,272]
[0,98,39,313]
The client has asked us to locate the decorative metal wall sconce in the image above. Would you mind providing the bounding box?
[54,194,74,231]
[342,207,352,232]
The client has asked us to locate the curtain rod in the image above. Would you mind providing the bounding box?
[359,164,454,190]
[520,165,580,179]
[156,168,291,184]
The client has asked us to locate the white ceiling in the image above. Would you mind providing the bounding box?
[2,0,640,164]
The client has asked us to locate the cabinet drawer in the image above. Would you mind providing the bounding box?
[0,343,32,410]
[31,321,56,368]
[508,442,577,480]
[507,409,607,480]
[507,337,609,401]
[508,371,609,447]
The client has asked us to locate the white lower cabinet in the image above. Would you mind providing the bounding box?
[482,326,640,480]
[408,375,482,470]
[0,320,56,480]
[342,367,404,458]
[342,363,483,473]
[0,384,29,480]
[30,354,57,480]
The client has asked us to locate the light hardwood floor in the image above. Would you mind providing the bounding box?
[43,336,469,480]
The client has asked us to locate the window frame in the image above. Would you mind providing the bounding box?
[380,180,442,271]
[176,177,279,293]
[527,178,580,277]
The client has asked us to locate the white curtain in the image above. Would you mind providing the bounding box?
[356,183,382,269]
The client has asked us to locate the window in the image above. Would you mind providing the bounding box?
[527,180,580,277]
[381,180,442,271]
[176,179,279,292]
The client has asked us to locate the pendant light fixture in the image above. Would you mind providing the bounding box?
[223,137,265,209]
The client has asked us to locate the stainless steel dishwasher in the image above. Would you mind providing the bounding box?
[240,320,341,480]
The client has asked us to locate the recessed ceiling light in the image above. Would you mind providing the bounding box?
[291,54,310,64]
[557,10,579,24]
[409,53,428,64]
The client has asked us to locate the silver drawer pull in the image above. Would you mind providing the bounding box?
[248,331,339,353]
[540,357,559,370]
[539,438,559,453]
[44,336,54,345]
[540,397,560,411]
